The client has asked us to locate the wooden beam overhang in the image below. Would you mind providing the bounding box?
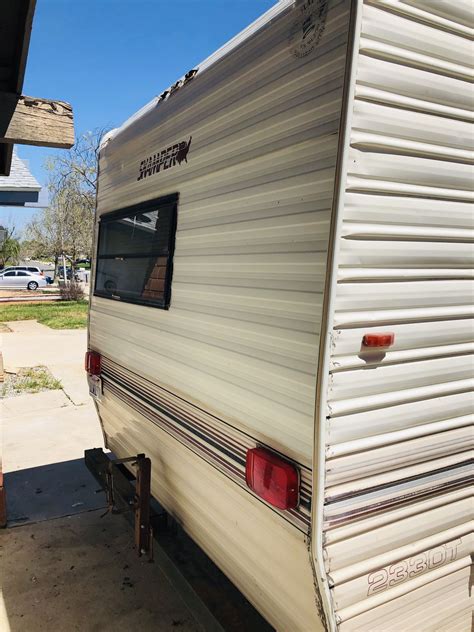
[0,93,74,148]
[0,0,75,175]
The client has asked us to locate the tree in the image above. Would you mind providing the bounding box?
[25,128,108,278]
[26,205,64,275]
[20,238,46,261]
[45,127,105,214]
[0,224,21,269]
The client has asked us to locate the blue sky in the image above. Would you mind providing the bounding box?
[3,0,274,234]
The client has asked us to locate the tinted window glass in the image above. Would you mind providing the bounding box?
[94,194,178,309]
[4,271,16,277]
[17,271,29,276]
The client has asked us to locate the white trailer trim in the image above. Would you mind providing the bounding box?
[311,1,362,628]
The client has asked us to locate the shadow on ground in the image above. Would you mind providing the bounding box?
[0,458,200,632]
[4,458,106,526]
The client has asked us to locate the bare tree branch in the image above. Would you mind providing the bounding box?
[24,128,109,276]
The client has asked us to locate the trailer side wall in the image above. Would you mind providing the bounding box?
[91,2,352,629]
[318,1,474,629]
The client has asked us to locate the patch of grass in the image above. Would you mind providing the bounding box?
[1,366,63,398]
[0,300,89,329]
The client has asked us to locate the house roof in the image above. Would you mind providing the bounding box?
[0,149,41,206]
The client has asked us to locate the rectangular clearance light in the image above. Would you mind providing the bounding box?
[245,447,299,511]
[362,332,395,348]
[85,351,101,376]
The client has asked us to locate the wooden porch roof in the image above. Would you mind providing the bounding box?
[0,0,74,176]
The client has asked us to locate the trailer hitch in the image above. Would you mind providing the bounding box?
[85,448,270,631]
[85,449,153,557]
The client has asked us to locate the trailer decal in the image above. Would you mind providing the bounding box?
[288,0,328,59]
[367,539,463,597]
[137,136,192,181]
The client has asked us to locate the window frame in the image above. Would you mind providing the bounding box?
[93,193,179,310]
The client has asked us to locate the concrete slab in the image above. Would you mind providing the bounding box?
[0,389,70,418]
[0,323,199,631]
[49,364,89,406]
[1,324,90,404]
[0,322,268,632]
[0,510,200,632]
[5,321,51,334]
[4,458,106,526]
[2,396,103,473]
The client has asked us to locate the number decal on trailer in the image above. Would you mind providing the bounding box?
[367,539,462,596]
[388,560,408,587]
[367,569,389,595]
[408,552,427,577]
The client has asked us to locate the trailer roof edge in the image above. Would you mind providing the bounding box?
[103,0,296,149]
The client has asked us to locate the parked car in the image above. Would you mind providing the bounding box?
[58,267,80,281]
[0,270,47,290]
[75,258,91,267]
[2,265,44,276]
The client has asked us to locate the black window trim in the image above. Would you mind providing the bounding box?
[93,193,178,310]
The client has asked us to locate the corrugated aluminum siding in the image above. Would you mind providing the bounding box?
[92,0,351,468]
[321,1,474,630]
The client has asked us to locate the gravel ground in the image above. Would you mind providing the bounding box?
[1,366,62,398]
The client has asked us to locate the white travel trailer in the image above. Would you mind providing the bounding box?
[87,1,473,630]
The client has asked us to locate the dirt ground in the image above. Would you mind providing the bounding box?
[0,291,29,298]
[0,290,57,298]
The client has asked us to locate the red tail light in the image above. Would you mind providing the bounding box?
[245,447,299,510]
[85,351,101,375]
[362,332,395,348]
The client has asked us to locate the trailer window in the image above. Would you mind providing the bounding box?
[94,193,178,309]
